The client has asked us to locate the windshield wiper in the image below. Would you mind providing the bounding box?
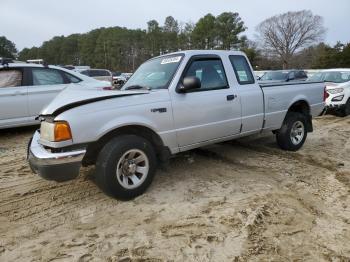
[124,85,151,91]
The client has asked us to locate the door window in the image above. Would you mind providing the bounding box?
[32,68,65,85]
[184,59,228,91]
[229,55,255,85]
[0,69,22,88]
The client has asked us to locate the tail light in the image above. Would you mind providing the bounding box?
[323,86,329,101]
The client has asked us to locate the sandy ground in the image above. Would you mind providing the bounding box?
[0,115,349,261]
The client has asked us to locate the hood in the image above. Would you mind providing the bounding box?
[325,82,346,90]
[41,85,149,116]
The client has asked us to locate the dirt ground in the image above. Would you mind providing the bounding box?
[0,115,349,261]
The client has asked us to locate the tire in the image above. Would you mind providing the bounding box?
[276,112,307,151]
[339,99,350,117]
[95,135,157,200]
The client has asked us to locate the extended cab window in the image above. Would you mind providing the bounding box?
[32,68,65,85]
[229,55,255,85]
[184,58,228,91]
[0,69,22,88]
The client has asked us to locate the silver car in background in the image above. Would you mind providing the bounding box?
[0,63,111,129]
[80,69,113,85]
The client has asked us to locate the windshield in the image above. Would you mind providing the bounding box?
[309,71,350,83]
[260,71,289,81]
[122,54,183,90]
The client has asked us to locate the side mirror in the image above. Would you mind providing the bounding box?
[177,76,201,93]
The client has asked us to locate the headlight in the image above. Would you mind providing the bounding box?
[327,88,344,94]
[40,121,72,142]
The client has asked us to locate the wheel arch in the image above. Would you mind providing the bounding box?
[285,100,313,132]
[83,124,171,166]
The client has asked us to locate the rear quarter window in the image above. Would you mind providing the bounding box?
[229,55,255,85]
[64,72,81,83]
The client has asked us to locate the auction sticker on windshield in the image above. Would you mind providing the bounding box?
[161,56,182,65]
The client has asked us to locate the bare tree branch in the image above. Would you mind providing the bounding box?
[256,10,326,68]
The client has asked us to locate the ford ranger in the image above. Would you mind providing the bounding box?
[28,50,326,200]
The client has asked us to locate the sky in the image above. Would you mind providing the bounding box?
[1,0,350,51]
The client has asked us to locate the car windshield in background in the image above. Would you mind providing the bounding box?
[90,70,110,77]
[122,55,183,90]
[309,71,350,83]
[81,70,110,77]
[260,71,289,81]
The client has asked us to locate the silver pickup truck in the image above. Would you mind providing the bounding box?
[28,50,325,200]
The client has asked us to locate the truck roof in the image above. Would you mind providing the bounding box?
[160,50,247,57]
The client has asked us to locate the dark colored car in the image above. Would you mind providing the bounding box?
[259,70,308,82]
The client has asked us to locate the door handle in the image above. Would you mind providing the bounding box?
[227,94,236,101]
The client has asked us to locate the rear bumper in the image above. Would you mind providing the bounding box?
[28,131,86,182]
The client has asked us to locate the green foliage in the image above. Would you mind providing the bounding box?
[215,12,246,50]
[0,36,17,58]
[17,12,247,71]
[310,42,350,69]
[192,14,217,49]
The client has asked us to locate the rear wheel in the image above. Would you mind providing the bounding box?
[95,135,157,200]
[276,112,307,151]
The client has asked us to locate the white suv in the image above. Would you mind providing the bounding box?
[310,69,350,116]
[0,63,111,129]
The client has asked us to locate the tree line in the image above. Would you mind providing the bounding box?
[1,10,349,72]
[16,12,247,72]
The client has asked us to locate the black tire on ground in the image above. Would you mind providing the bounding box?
[276,112,308,151]
[95,135,157,200]
[339,99,350,117]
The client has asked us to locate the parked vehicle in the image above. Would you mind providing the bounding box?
[0,57,14,64]
[0,63,111,129]
[122,73,133,80]
[28,50,325,200]
[112,71,127,88]
[309,69,350,116]
[80,69,113,85]
[259,70,308,83]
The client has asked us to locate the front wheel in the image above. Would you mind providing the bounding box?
[276,112,307,151]
[339,99,350,117]
[95,135,157,200]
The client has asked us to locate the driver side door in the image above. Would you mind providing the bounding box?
[171,55,241,149]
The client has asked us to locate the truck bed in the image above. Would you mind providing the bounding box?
[259,81,325,131]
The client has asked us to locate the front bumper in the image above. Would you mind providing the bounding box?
[28,131,86,182]
[325,103,345,111]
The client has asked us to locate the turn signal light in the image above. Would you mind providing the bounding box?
[323,87,329,101]
[54,121,72,142]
